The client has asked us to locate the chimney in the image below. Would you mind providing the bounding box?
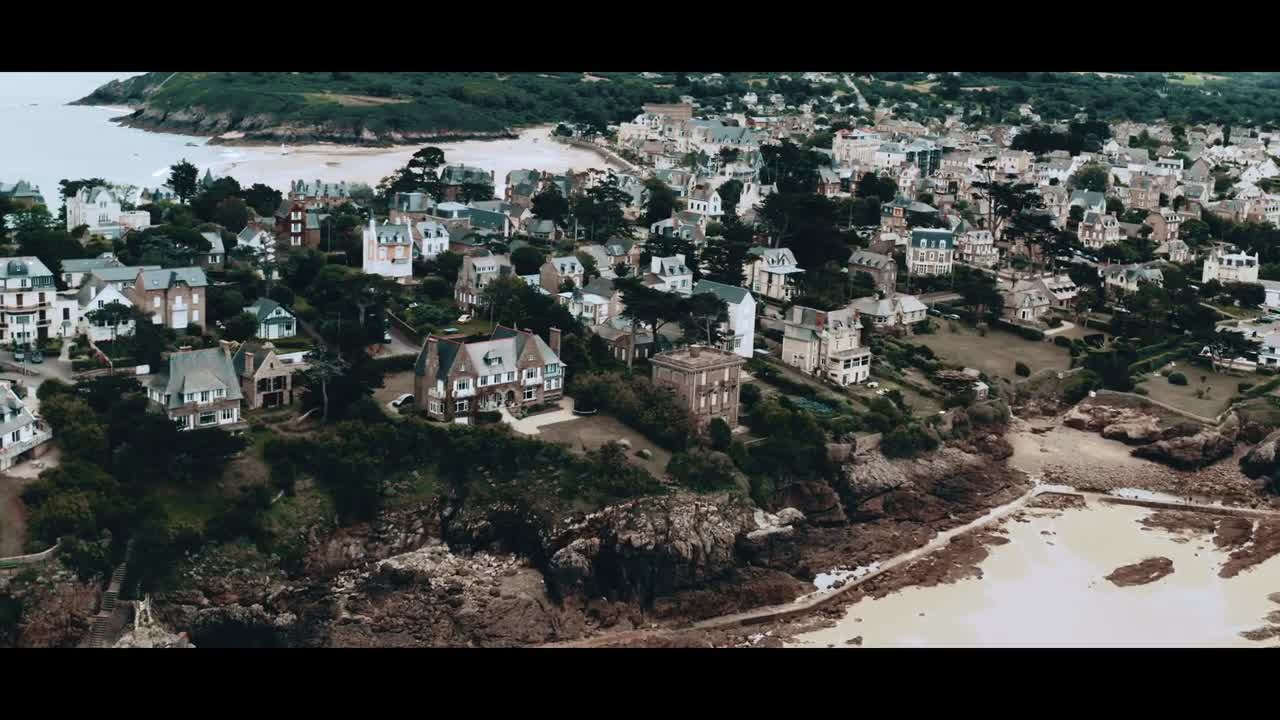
[219,339,233,361]
[243,350,255,377]
[689,344,701,358]
[549,327,561,357]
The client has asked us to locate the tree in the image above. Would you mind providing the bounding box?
[575,251,599,281]
[616,277,683,369]
[432,251,464,285]
[683,292,728,346]
[571,176,632,243]
[459,182,495,203]
[699,230,750,286]
[223,312,260,342]
[531,186,570,227]
[1181,218,1211,246]
[300,346,349,423]
[214,196,250,233]
[242,183,283,217]
[641,178,678,226]
[166,160,199,204]
[511,246,546,275]
[84,302,133,341]
[480,275,529,326]
[718,179,744,218]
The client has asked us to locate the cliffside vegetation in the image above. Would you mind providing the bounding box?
[76,72,682,141]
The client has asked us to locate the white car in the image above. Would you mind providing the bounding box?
[866,381,880,388]
[389,393,414,409]
[457,314,472,323]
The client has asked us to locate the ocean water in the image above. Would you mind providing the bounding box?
[0,72,612,212]
[788,503,1280,648]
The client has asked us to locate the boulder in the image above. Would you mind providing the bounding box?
[1101,416,1163,445]
[1241,429,1280,479]
[775,480,847,525]
[1131,427,1236,470]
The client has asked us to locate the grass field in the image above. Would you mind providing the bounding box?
[1134,366,1245,419]
[913,325,1072,381]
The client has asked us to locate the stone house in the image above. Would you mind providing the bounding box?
[781,304,872,386]
[539,256,586,293]
[128,267,208,331]
[847,250,898,294]
[233,341,302,410]
[144,344,243,430]
[650,344,746,429]
[414,326,564,423]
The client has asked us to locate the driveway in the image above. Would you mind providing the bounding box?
[500,397,578,435]
[383,325,421,358]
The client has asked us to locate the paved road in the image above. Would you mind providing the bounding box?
[918,291,962,306]
[383,325,421,358]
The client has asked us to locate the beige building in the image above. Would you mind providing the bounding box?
[233,341,304,410]
[651,344,746,429]
[781,304,872,386]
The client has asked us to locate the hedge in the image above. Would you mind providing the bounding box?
[1168,372,1187,385]
[992,318,1045,341]
[1128,349,1187,376]
[370,354,416,375]
[1245,374,1280,398]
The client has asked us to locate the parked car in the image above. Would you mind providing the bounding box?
[944,313,961,321]
[457,314,472,323]
[389,393,414,409]
[29,350,43,364]
[443,327,459,335]
[866,381,880,388]
[13,347,24,362]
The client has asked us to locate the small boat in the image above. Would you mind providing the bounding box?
[280,144,291,156]
[185,142,198,147]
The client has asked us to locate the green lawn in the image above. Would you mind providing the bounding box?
[265,486,334,536]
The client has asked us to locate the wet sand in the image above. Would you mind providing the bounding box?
[787,503,1280,648]
[197,126,617,197]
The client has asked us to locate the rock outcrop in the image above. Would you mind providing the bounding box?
[1131,414,1239,470]
[1240,429,1280,479]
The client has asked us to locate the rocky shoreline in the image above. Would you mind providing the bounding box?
[96,106,520,148]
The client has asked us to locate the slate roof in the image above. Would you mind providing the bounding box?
[199,231,226,255]
[910,228,956,249]
[232,341,277,377]
[0,256,53,280]
[91,265,160,285]
[848,250,895,270]
[139,267,208,290]
[152,347,243,409]
[61,256,122,274]
[244,298,294,323]
[693,279,751,305]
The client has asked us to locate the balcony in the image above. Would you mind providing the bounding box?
[0,427,52,460]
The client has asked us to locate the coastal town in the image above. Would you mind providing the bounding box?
[2,70,1280,649]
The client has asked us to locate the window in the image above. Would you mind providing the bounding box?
[193,294,199,304]
[192,310,199,322]
[430,400,443,414]
[523,387,536,401]
[221,408,234,421]
[10,430,18,443]
[479,375,489,387]
[153,297,161,308]
[200,391,210,403]
[455,378,471,391]
[199,412,216,426]
[215,388,224,398]
[454,399,469,413]
[272,376,286,391]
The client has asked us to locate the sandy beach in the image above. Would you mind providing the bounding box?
[195,125,618,197]
[787,502,1280,648]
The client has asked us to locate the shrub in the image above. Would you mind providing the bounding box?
[1168,372,1188,385]
[880,424,939,459]
[1045,316,1063,328]
[1061,369,1101,405]
[708,417,732,451]
[1239,382,1255,393]
[1015,361,1031,377]
[1053,336,1072,348]
[569,371,698,451]
[666,449,742,492]
[1134,385,1150,395]
[739,383,762,409]
[473,410,502,425]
